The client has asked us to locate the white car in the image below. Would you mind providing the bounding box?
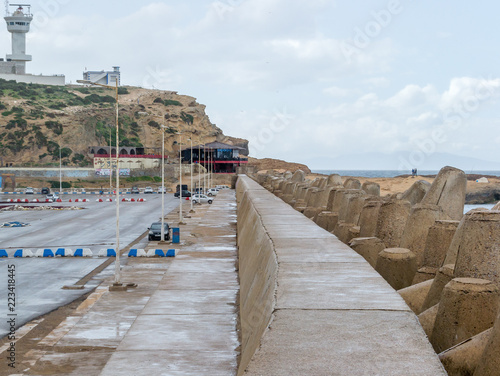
[46,193,59,202]
[158,186,167,194]
[192,194,213,204]
[25,187,35,194]
[144,186,154,194]
[206,188,219,196]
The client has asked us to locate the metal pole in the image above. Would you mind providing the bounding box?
[179,133,183,223]
[203,143,206,194]
[109,126,112,194]
[161,128,165,241]
[190,138,193,212]
[59,147,62,195]
[114,80,121,285]
[198,140,201,200]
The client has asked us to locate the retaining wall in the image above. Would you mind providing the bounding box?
[236,175,446,375]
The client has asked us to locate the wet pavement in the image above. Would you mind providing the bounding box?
[5,191,239,376]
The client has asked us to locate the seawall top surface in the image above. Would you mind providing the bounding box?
[238,175,447,375]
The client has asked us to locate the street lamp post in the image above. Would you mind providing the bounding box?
[59,147,62,195]
[198,140,201,201]
[178,133,184,224]
[77,78,125,291]
[109,125,113,195]
[160,125,166,242]
[188,137,194,212]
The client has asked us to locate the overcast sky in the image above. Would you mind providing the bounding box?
[3,0,500,170]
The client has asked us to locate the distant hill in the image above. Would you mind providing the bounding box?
[0,79,248,167]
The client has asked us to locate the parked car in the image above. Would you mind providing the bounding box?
[148,222,170,241]
[176,184,188,192]
[192,194,213,204]
[46,193,59,201]
[131,186,140,194]
[216,185,229,189]
[174,190,191,198]
[207,188,219,196]
[25,187,34,194]
[144,186,154,194]
[41,187,50,194]
[193,188,204,194]
[158,186,167,194]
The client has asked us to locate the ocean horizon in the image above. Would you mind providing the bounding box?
[311,170,500,178]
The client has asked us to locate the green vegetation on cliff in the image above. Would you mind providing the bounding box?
[0,79,248,167]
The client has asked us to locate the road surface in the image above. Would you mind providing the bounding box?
[0,193,179,338]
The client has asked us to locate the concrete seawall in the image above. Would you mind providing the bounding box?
[236,175,446,375]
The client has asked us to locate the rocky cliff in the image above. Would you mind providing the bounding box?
[0,79,248,167]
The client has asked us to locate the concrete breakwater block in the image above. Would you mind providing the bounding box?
[398,279,433,315]
[375,199,411,248]
[361,181,380,196]
[454,210,500,287]
[358,199,382,237]
[349,237,385,268]
[413,220,459,285]
[430,278,499,353]
[421,166,467,220]
[421,264,455,313]
[343,177,361,189]
[401,180,431,206]
[439,327,493,376]
[55,248,73,257]
[399,203,449,268]
[375,248,417,290]
[474,310,500,376]
[14,249,33,257]
[418,304,440,338]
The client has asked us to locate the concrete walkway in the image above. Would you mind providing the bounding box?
[18,191,239,376]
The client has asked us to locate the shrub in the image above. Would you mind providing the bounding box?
[117,87,129,95]
[180,111,194,125]
[164,99,182,106]
[148,120,160,129]
[45,120,63,135]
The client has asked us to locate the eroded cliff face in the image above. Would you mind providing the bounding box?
[0,82,248,166]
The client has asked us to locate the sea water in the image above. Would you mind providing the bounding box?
[312,170,500,178]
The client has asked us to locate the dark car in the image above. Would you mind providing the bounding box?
[148,222,170,241]
[41,187,50,194]
[174,190,191,198]
[131,186,140,194]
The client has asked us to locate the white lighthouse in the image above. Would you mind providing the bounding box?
[4,3,32,74]
[0,1,65,85]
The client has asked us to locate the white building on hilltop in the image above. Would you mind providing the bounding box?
[0,2,65,85]
[83,66,121,86]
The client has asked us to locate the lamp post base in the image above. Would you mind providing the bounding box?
[109,283,128,292]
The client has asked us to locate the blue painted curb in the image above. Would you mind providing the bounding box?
[13,249,23,257]
[128,249,138,257]
[155,249,165,257]
[166,249,176,257]
[106,248,116,257]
